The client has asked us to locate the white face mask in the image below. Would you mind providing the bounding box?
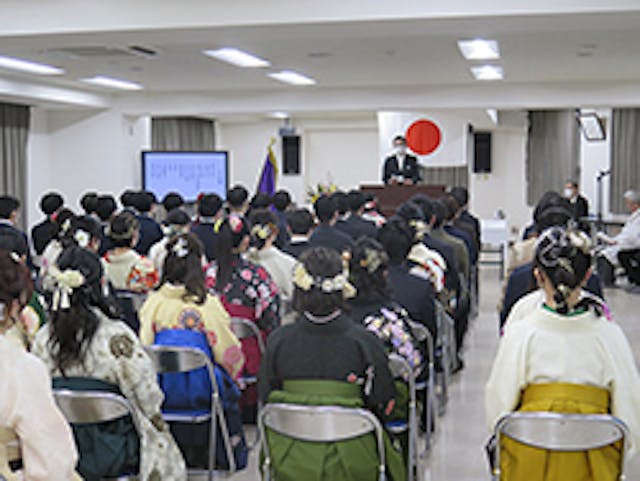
[395,146,407,156]
[563,188,573,199]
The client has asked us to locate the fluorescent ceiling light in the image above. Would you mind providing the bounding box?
[82,76,144,90]
[268,111,290,119]
[268,70,316,86]
[203,48,270,68]
[458,39,500,60]
[0,55,64,75]
[470,65,504,81]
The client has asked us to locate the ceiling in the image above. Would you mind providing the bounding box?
[2,6,640,111]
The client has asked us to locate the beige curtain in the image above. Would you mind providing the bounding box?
[151,117,215,150]
[526,110,580,205]
[610,108,640,213]
[420,165,468,188]
[0,102,29,207]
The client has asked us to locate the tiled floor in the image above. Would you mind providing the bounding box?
[197,266,640,480]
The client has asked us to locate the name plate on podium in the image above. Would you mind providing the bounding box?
[360,184,447,218]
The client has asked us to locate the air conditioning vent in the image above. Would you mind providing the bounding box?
[45,45,158,59]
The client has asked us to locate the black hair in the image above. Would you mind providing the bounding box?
[162,233,207,305]
[120,190,136,209]
[411,195,434,223]
[292,247,345,316]
[213,214,250,289]
[449,186,469,207]
[349,238,390,300]
[431,200,447,228]
[332,192,349,216]
[393,135,406,144]
[0,228,28,257]
[198,193,223,217]
[133,191,155,213]
[535,192,572,231]
[377,217,414,265]
[40,192,64,216]
[61,215,102,251]
[314,196,338,224]
[249,208,278,250]
[395,201,425,240]
[80,192,98,215]
[162,192,184,212]
[0,249,32,315]
[287,209,314,235]
[534,227,592,314]
[164,208,191,226]
[108,212,139,248]
[227,185,249,209]
[442,195,460,222]
[95,195,117,222]
[566,180,578,188]
[53,208,76,241]
[0,196,20,219]
[273,190,292,212]
[251,192,273,210]
[347,190,366,213]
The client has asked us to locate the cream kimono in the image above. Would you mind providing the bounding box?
[32,314,187,481]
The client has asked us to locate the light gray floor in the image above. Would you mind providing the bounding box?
[197,266,640,480]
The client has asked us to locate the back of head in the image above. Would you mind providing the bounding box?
[251,192,273,210]
[273,190,292,212]
[287,208,314,235]
[227,185,249,209]
[534,227,592,314]
[624,190,640,206]
[292,247,345,316]
[377,217,414,264]
[133,191,155,213]
[120,190,136,209]
[431,200,447,228]
[165,208,191,227]
[449,186,469,208]
[198,193,223,218]
[80,192,99,215]
[0,249,32,316]
[349,237,389,299]
[63,215,101,250]
[53,208,76,240]
[411,195,434,223]
[40,192,64,216]
[249,208,278,249]
[95,195,117,222]
[162,233,206,304]
[162,192,185,212]
[332,192,349,216]
[314,196,337,224]
[0,228,28,258]
[108,211,139,248]
[0,196,20,220]
[213,214,250,288]
[347,190,366,213]
[535,192,572,231]
[396,201,426,240]
[442,195,460,222]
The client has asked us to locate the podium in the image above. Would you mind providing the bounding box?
[360,184,447,217]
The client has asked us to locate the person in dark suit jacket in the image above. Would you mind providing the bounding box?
[336,190,378,241]
[450,186,481,251]
[96,195,117,256]
[309,196,354,254]
[0,196,31,269]
[564,180,590,232]
[282,208,314,258]
[382,135,421,185]
[272,190,292,249]
[191,193,223,262]
[131,191,163,256]
[31,192,64,257]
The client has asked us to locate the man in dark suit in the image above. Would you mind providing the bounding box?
[564,180,590,232]
[31,192,64,257]
[0,196,31,268]
[450,186,481,251]
[309,196,354,254]
[131,191,163,256]
[191,193,223,262]
[382,135,421,185]
[337,190,378,241]
[283,208,314,258]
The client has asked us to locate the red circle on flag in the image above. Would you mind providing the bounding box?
[406,119,442,156]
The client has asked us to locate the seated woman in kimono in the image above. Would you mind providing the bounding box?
[258,247,406,481]
[485,226,640,481]
[32,244,187,481]
[0,249,79,481]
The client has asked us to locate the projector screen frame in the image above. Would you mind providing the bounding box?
[141,150,230,202]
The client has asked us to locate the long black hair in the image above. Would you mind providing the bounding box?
[162,233,207,305]
[213,214,250,289]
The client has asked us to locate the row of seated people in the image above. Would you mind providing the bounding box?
[0,183,480,481]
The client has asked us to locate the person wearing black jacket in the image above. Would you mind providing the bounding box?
[191,193,223,262]
[31,192,64,258]
[309,196,354,254]
[564,180,590,232]
[282,208,314,258]
[131,191,163,256]
[382,135,421,185]
[336,190,378,241]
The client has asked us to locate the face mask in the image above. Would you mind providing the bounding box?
[563,188,573,199]
[395,146,407,156]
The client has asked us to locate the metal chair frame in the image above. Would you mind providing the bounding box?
[259,403,388,481]
[144,345,236,481]
[53,389,141,481]
[492,411,629,481]
[435,301,457,416]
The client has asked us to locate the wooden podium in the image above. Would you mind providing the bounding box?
[360,184,447,217]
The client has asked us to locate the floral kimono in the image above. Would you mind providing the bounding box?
[102,249,160,293]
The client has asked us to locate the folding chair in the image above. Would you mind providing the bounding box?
[53,389,140,481]
[434,301,457,416]
[144,345,236,480]
[259,403,388,481]
[492,411,629,481]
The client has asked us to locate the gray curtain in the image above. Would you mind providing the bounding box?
[151,117,215,150]
[0,102,29,209]
[420,165,468,188]
[610,108,640,213]
[526,110,580,205]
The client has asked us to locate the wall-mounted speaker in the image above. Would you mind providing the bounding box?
[473,131,492,173]
[282,135,301,175]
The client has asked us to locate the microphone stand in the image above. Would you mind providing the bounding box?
[596,169,610,231]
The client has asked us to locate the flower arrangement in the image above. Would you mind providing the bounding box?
[307,182,338,204]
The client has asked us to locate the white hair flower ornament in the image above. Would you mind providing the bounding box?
[51,269,86,311]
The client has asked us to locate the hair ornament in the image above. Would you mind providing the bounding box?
[9,252,22,264]
[359,248,387,274]
[61,218,72,235]
[51,268,86,311]
[567,229,592,254]
[74,229,91,249]
[408,219,428,240]
[293,262,356,298]
[172,237,189,258]
[228,214,244,234]
[251,224,273,241]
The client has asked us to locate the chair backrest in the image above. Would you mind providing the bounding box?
[54,389,136,426]
[230,317,266,353]
[388,353,413,382]
[496,411,628,451]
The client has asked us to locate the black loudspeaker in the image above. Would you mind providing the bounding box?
[473,132,492,173]
[282,135,301,174]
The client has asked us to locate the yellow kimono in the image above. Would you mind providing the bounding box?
[139,283,245,378]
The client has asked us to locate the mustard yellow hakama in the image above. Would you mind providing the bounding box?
[499,383,622,481]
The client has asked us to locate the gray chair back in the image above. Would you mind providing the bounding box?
[53,390,137,427]
[230,317,266,354]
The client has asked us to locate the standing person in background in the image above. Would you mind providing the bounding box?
[0,196,31,269]
[564,180,590,232]
[382,135,421,185]
[80,192,99,220]
[132,191,163,256]
[96,195,117,256]
[191,193,224,262]
[272,190,292,249]
[227,185,250,216]
[31,192,65,261]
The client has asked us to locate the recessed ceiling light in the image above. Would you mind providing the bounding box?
[470,65,504,81]
[268,111,290,119]
[268,70,316,86]
[203,48,270,68]
[458,39,500,60]
[0,55,64,75]
[82,76,144,90]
